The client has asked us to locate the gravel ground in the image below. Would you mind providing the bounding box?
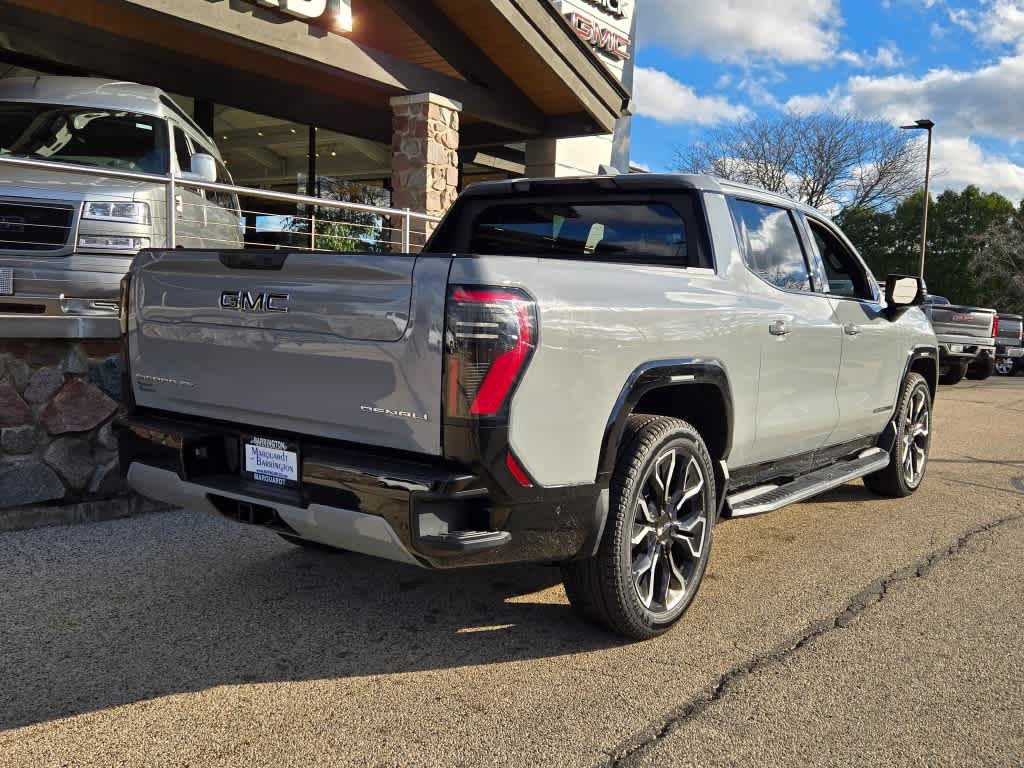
[1,377,1022,767]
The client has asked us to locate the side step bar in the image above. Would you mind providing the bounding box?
[725,448,890,518]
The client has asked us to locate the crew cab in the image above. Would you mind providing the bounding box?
[995,313,1023,376]
[117,174,938,639]
[922,295,998,384]
[0,76,240,338]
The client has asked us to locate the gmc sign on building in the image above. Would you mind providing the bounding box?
[554,0,632,64]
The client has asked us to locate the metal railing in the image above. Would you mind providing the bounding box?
[0,155,441,253]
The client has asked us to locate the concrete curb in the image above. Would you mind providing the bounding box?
[0,494,176,533]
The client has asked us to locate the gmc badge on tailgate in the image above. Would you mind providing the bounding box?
[220,291,290,313]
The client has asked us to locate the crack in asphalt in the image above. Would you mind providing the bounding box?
[597,511,1024,768]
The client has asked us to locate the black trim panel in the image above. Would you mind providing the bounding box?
[729,436,877,491]
[597,358,734,482]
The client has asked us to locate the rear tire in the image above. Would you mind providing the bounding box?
[966,355,995,381]
[865,372,932,498]
[995,358,1014,376]
[561,415,715,640]
[938,363,967,385]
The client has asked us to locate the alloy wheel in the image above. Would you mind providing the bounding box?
[630,448,708,618]
[995,359,1013,376]
[901,387,930,487]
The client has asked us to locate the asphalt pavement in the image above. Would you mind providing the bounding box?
[1,377,1022,767]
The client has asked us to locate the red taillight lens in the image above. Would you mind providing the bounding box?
[444,286,537,418]
[993,315,1000,337]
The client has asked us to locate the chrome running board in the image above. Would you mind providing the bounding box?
[725,448,890,518]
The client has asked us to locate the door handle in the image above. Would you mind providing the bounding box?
[769,320,791,336]
[844,324,861,336]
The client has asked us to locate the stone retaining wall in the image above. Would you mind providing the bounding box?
[0,340,124,510]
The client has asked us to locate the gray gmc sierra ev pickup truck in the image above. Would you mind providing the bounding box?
[995,313,1023,376]
[922,295,998,384]
[116,174,938,640]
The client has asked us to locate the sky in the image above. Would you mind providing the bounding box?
[630,0,1024,204]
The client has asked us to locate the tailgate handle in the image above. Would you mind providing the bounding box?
[219,252,289,270]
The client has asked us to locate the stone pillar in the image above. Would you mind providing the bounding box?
[389,93,462,251]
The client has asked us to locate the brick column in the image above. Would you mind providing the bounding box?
[389,93,462,251]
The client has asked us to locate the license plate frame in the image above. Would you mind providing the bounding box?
[948,344,964,353]
[242,436,301,489]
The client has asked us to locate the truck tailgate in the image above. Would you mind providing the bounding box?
[926,304,996,340]
[126,250,451,455]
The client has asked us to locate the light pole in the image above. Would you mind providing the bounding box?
[900,118,935,278]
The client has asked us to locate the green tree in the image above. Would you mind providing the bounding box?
[291,178,391,253]
[969,205,1024,314]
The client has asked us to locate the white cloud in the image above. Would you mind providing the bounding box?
[634,67,753,126]
[951,0,1024,45]
[838,42,906,69]
[783,52,1024,141]
[931,136,1024,201]
[639,0,842,64]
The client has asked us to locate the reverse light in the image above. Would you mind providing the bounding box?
[78,235,150,251]
[82,201,150,224]
[444,286,537,418]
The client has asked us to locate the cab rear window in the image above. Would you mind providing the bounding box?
[463,198,711,269]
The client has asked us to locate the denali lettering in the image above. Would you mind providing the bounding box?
[220,291,290,313]
[360,405,429,422]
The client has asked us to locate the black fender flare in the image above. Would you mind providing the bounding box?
[596,358,734,483]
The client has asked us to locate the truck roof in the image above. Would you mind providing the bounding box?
[460,173,828,219]
[0,76,213,147]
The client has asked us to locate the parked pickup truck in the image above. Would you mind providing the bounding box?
[117,174,938,639]
[922,295,998,384]
[995,313,1023,376]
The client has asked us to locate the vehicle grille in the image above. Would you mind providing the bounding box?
[0,200,74,251]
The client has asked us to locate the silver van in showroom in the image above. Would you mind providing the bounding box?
[0,76,241,337]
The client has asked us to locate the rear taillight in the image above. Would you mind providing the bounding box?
[444,286,537,419]
[993,315,1000,338]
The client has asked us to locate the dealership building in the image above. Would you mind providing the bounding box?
[0,0,635,225]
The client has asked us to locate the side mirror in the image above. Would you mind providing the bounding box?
[885,274,925,312]
[180,153,217,184]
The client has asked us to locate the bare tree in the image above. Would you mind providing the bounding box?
[969,213,1024,315]
[676,112,925,213]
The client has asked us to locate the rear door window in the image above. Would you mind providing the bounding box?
[728,198,812,292]
[467,200,708,268]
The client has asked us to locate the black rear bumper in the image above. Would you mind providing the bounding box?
[116,409,603,569]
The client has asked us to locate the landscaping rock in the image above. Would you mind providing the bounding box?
[1,425,38,454]
[88,355,122,400]
[44,437,95,490]
[96,421,119,451]
[62,344,89,375]
[0,383,32,427]
[88,458,124,496]
[27,341,66,367]
[2,356,31,393]
[23,366,64,404]
[40,379,118,435]
[0,459,65,508]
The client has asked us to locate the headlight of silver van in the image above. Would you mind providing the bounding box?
[82,201,150,224]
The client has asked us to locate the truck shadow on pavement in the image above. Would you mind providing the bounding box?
[0,511,621,731]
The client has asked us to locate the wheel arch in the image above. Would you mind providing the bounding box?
[597,358,734,483]
[906,345,939,402]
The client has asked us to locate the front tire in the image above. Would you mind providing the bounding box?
[561,415,715,640]
[865,372,932,498]
[966,354,995,381]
